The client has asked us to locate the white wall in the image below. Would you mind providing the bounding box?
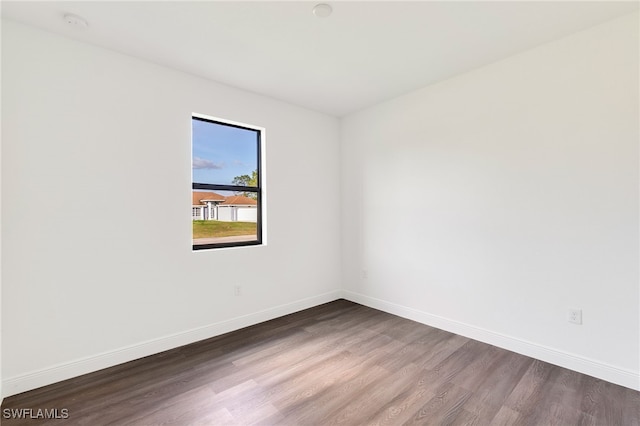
[236,207,258,223]
[1,20,341,396]
[217,206,233,222]
[341,12,639,390]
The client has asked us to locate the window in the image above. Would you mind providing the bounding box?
[192,115,262,250]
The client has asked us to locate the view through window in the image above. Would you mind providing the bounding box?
[192,115,262,250]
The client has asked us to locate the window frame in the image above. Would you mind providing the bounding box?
[192,115,263,251]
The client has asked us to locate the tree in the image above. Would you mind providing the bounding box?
[232,170,258,199]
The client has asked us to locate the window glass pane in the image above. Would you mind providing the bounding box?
[192,116,262,250]
[192,118,258,186]
[192,189,259,246]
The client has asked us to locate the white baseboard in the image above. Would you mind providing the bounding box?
[5,289,638,398]
[342,290,640,391]
[2,290,342,398]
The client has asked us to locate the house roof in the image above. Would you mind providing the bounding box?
[220,195,258,206]
[192,192,257,206]
[192,191,225,205]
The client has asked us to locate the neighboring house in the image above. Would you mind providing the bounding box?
[192,192,258,222]
[192,191,225,220]
[218,195,258,222]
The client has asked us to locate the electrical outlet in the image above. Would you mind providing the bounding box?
[234,285,242,296]
[362,269,368,279]
[567,308,582,325]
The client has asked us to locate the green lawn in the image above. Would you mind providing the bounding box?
[192,220,256,239]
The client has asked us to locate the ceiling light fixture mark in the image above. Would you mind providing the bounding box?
[312,4,332,18]
[63,13,88,29]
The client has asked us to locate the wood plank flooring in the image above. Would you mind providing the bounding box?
[2,300,638,425]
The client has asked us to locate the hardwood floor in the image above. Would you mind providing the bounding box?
[2,300,639,425]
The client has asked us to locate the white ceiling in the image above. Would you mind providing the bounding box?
[2,1,638,117]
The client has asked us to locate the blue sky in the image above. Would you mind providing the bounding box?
[192,118,258,185]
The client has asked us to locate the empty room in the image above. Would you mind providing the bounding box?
[1,1,639,425]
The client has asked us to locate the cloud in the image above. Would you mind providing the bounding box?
[193,157,224,169]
